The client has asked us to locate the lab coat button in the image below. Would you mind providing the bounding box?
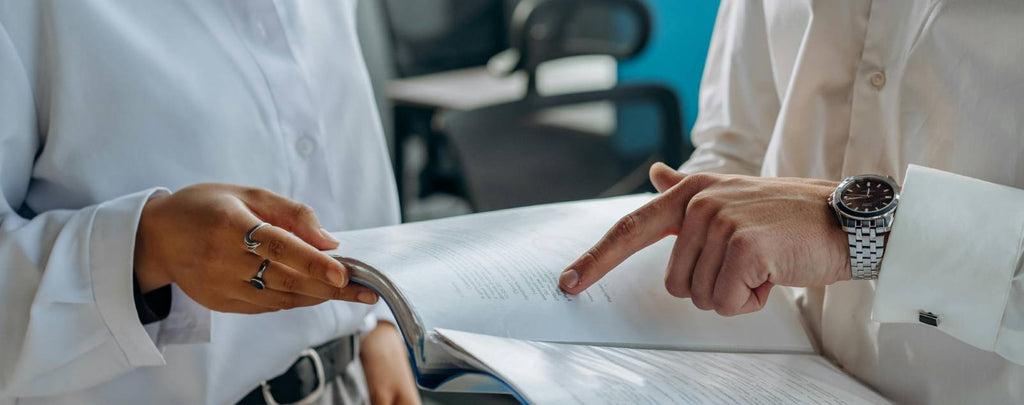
[296,137,315,156]
[869,71,886,89]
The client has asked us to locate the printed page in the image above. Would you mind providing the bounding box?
[436,329,889,405]
[331,195,813,357]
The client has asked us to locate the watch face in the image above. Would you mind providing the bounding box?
[839,177,896,215]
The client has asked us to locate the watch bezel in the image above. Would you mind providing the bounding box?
[830,174,900,220]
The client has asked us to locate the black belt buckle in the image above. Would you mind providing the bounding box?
[260,348,326,405]
[239,335,358,405]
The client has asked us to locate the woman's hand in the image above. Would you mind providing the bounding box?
[133,183,379,314]
[559,163,850,316]
[361,322,420,405]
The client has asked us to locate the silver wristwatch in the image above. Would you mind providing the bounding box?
[828,174,900,280]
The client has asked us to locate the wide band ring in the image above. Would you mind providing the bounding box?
[244,222,271,253]
[250,259,271,290]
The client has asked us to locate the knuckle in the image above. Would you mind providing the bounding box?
[690,289,708,308]
[709,211,739,236]
[728,231,768,271]
[613,212,642,241]
[206,203,237,230]
[664,278,690,298]
[243,187,272,201]
[681,172,718,190]
[292,203,316,221]
[686,194,720,216]
[711,294,734,313]
[727,230,759,254]
[306,257,324,277]
[719,175,747,188]
[582,248,601,269]
[267,238,287,259]
[280,274,299,292]
[331,288,348,300]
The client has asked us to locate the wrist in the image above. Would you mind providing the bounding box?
[831,224,854,282]
[134,195,172,293]
[828,174,900,281]
[361,322,401,356]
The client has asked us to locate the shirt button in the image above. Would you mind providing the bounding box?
[869,71,886,89]
[296,137,316,157]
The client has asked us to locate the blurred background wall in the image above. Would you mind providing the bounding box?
[617,0,719,135]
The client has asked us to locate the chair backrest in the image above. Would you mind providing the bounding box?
[440,84,691,212]
[490,0,652,92]
[380,0,515,77]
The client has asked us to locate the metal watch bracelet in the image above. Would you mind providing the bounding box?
[844,217,887,280]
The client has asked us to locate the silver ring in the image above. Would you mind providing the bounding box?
[250,259,271,290]
[244,222,271,253]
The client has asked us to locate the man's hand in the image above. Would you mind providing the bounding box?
[361,322,420,405]
[134,183,379,314]
[558,163,851,316]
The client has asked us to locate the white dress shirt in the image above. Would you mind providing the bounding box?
[681,1,1024,403]
[0,1,399,403]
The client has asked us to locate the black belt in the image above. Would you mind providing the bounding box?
[238,335,359,405]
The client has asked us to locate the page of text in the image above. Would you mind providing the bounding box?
[437,329,889,405]
[331,196,813,356]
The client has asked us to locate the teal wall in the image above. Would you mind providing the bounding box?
[619,0,720,137]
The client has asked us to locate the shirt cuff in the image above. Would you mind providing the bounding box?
[872,165,1024,352]
[89,187,170,367]
[152,284,212,346]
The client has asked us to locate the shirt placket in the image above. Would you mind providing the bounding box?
[225,0,333,200]
[843,0,894,178]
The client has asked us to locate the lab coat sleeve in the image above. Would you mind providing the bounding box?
[0,21,183,397]
[679,0,780,176]
[873,165,1024,365]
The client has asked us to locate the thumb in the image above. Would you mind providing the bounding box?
[238,188,340,250]
[649,162,686,193]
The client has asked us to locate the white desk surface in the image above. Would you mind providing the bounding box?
[387,55,618,111]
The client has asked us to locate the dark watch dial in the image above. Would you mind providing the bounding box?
[839,178,896,213]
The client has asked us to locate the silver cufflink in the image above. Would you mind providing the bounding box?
[918,310,939,327]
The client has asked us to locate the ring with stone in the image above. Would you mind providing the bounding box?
[250,259,271,290]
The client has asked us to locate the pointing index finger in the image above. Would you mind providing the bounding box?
[559,192,684,295]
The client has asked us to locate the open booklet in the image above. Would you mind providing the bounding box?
[328,195,888,404]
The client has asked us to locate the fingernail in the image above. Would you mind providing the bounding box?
[358,291,378,304]
[559,269,579,289]
[327,267,343,286]
[320,228,340,244]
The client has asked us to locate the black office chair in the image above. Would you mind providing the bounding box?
[438,0,692,212]
[380,0,512,77]
[489,0,651,93]
[442,84,686,211]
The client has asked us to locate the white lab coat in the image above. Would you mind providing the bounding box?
[683,1,1024,403]
[0,0,400,403]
